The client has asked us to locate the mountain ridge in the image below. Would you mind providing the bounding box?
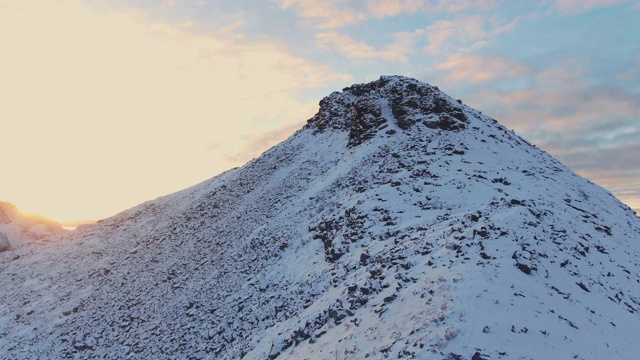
[0,201,66,253]
[1,76,639,359]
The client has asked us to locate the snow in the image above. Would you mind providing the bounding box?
[1,76,639,359]
[0,202,66,251]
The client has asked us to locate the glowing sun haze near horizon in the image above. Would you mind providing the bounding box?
[0,0,351,223]
[1,0,638,223]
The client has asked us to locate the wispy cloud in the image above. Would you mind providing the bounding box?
[278,0,506,29]
[427,0,503,13]
[315,31,411,62]
[459,63,640,136]
[553,0,626,14]
[423,15,519,56]
[436,54,530,82]
[367,0,423,18]
[367,0,503,18]
[276,0,367,29]
[162,0,179,8]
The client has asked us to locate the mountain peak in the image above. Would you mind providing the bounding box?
[2,77,640,359]
[306,76,470,146]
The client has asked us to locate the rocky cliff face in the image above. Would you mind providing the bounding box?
[1,76,639,360]
[307,77,469,147]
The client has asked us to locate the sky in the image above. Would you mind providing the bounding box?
[1,0,638,224]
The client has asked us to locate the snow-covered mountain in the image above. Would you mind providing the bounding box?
[1,76,639,360]
[0,201,65,253]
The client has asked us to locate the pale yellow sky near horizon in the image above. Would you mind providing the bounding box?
[1,1,351,223]
[2,1,638,224]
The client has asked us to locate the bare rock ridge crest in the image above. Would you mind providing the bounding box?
[1,76,639,360]
[307,76,470,147]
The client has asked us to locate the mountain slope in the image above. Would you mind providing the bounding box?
[1,76,639,360]
[0,201,65,252]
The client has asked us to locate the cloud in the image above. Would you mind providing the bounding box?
[436,54,530,83]
[553,0,625,14]
[514,89,638,212]
[423,15,519,56]
[507,85,639,135]
[461,66,640,142]
[0,0,351,221]
[512,104,638,213]
[278,0,506,30]
[366,0,424,18]
[554,142,640,213]
[315,31,411,62]
[162,0,179,8]
[308,13,524,68]
[367,0,503,18]
[429,0,503,13]
[276,0,367,29]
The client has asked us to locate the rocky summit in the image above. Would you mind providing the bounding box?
[1,76,639,360]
